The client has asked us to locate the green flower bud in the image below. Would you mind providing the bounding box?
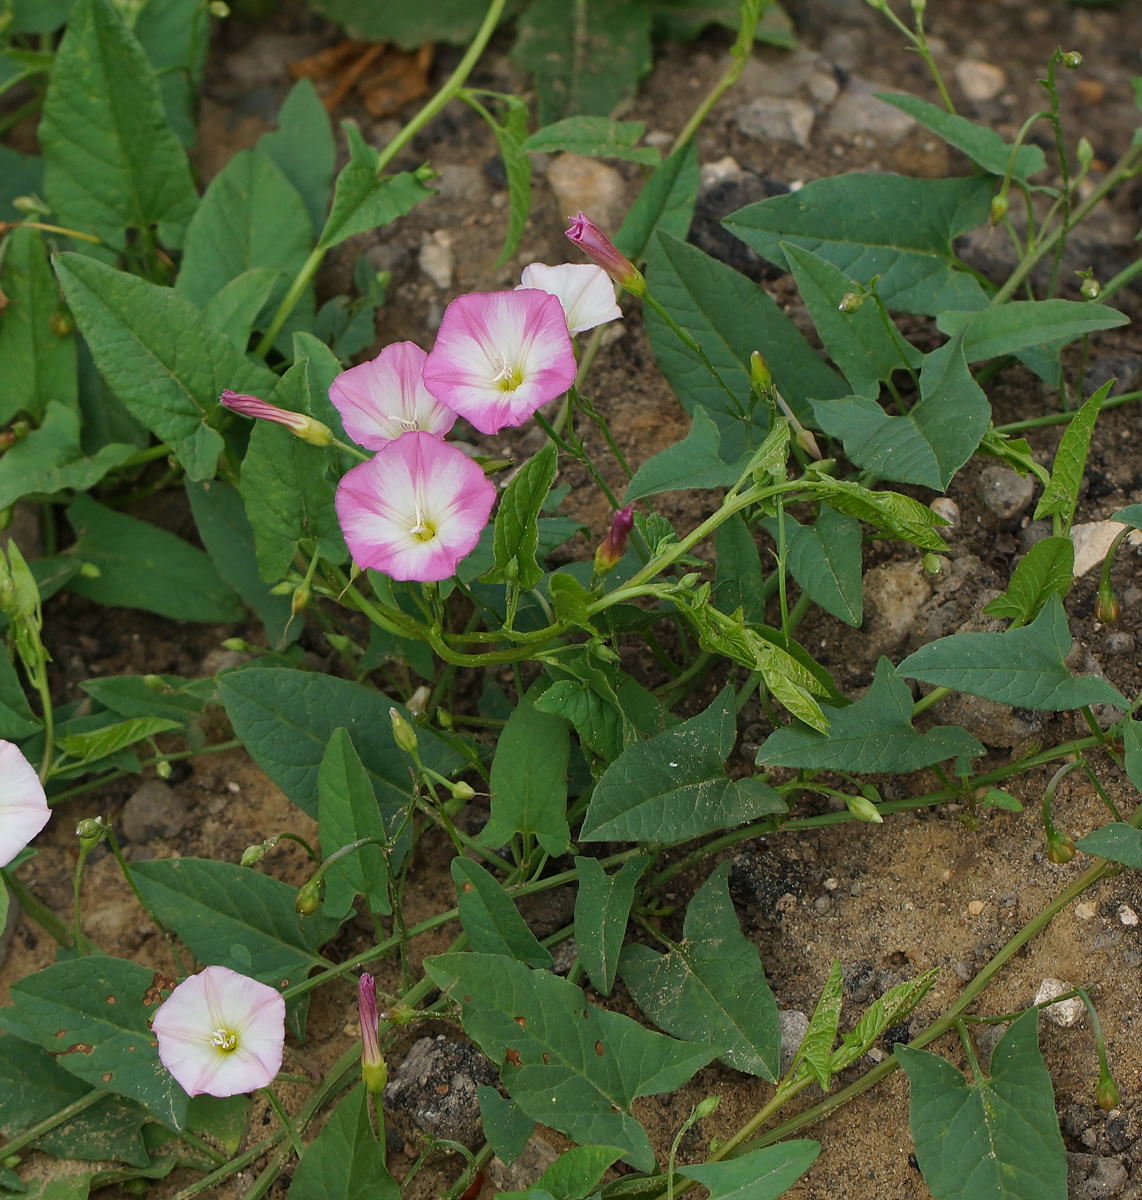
[1096,578,1119,624]
[1097,1074,1120,1112]
[207,0,230,14]
[49,310,74,338]
[989,192,1009,227]
[381,1002,417,1026]
[450,780,476,802]
[749,351,773,398]
[390,707,419,754]
[12,195,49,215]
[268,581,295,596]
[1080,276,1100,301]
[1077,137,1094,169]
[922,553,942,576]
[846,794,884,824]
[0,509,11,532]
[296,876,324,916]
[1046,832,1075,864]
[78,562,102,580]
[693,1096,720,1120]
[3,1155,20,1169]
[1062,51,1082,69]
[76,818,103,850]
[143,674,165,689]
[838,292,864,313]
[155,759,172,780]
[241,844,267,867]
[436,706,453,729]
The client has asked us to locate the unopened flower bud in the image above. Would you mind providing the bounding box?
[436,706,453,729]
[12,195,49,215]
[0,509,11,531]
[1080,276,1100,301]
[750,351,773,398]
[565,213,645,296]
[296,876,324,916]
[594,503,635,576]
[390,707,419,754]
[910,0,926,12]
[241,844,267,867]
[693,1096,720,1120]
[143,674,165,690]
[1097,1074,1120,1112]
[922,553,942,576]
[291,580,310,616]
[49,310,74,337]
[208,0,230,14]
[838,292,864,313]
[219,390,333,446]
[78,562,101,579]
[155,758,172,780]
[76,818,103,850]
[1077,137,1094,169]
[408,685,431,718]
[1062,51,1082,69]
[1095,578,1119,624]
[358,974,388,1095]
[989,192,1009,227]
[846,794,883,824]
[450,780,476,802]
[381,1002,417,1026]
[1046,832,1075,864]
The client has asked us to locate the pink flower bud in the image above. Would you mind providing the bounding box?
[358,973,387,1095]
[594,504,635,576]
[565,214,645,296]
[219,390,333,446]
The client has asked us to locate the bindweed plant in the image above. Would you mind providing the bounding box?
[1,0,1141,1197]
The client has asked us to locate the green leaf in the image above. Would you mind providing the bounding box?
[1075,821,1142,867]
[81,674,205,723]
[502,1146,627,1200]
[1128,715,1142,795]
[512,0,652,125]
[175,148,313,334]
[0,648,41,739]
[574,855,650,996]
[218,667,462,821]
[0,225,76,423]
[424,953,718,1170]
[319,728,391,920]
[0,402,135,511]
[289,1085,399,1200]
[1112,504,1142,531]
[722,174,992,316]
[783,242,921,397]
[7,955,188,1130]
[56,500,230,624]
[1033,381,1111,527]
[874,94,1046,181]
[679,1141,821,1200]
[897,1009,1066,1200]
[133,0,210,149]
[830,969,937,1073]
[318,123,435,251]
[482,680,571,857]
[477,1085,535,1166]
[805,477,950,553]
[63,715,180,765]
[257,79,336,237]
[0,1035,149,1165]
[758,658,983,771]
[186,480,299,650]
[714,513,766,625]
[453,859,553,969]
[767,507,862,627]
[793,959,843,1091]
[485,443,557,589]
[131,857,338,990]
[581,686,786,843]
[200,269,280,351]
[625,407,747,502]
[481,95,532,268]
[983,536,1074,623]
[39,0,197,250]
[643,232,847,452]
[897,594,1125,710]
[54,252,277,480]
[0,145,44,223]
[64,494,244,621]
[620,862,780,1078]
[239,362,345,582]
[522,118,658,164]
[813,332,990,490]
[301,0,491,48]
[614,139,700,262]
[535,650,648,763]
[938,301,1127,362]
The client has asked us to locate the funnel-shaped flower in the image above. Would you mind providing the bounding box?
[329,342,456,450]
[336,431,495,582]
[0,740,50,868]
[565,213,645,296]
[220,390,332,446]
[152,965,285,1097]
[517,263,621,335]
[421,290,576,435]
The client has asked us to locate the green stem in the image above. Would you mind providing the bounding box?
[1,868,77,947]
[995,389,1140,432]
[0,1089,107,1157]
[46,739,243,805]
[263,1087,305,1161]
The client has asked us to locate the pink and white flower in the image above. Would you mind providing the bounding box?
[152,965,285,1098]
[0,740,49,868]
[335,431,495,582]
[421,290,576,435]
[329,341,456,450]
[517,263,621,335]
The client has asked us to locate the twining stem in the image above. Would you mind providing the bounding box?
[263,1087,306,1160]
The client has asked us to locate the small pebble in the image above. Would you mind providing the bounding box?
[1105,631,1135,655]
[1075,901,1099,921]
[700,156,744,188]
[866,1047,887,1064]
[418,230,454,290]
[814,895,832,914]
[778,1010,809,1076]
[1035,977,1083,1028]
[955,59,1006,102]
[967,900,986,917]
[978,465,1035,519]
[1118,904,1138,927]
[929,496,960,527]
[824,877,839,891]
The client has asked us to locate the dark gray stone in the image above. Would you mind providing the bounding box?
[383,1036,499,1147]
[119,779,191,843]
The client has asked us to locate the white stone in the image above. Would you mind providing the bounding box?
[930,496,960,528]
[1071,520,1142,577]
[955,59,1007,103]
[418,230,454,290]
[700,156,745,189]
[822,79,916,143]
[546,154,626,230]
[778,1009,809,1075]
[1118,904,1138,927]
[734,97,816,148]
[859,560,933,661]
[1034,978,1083,1028]
[1075,901,1099,921]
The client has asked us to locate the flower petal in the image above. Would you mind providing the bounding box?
[518,263,622,334]
[0,740,49,868]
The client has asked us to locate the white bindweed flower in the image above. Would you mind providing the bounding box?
[152,965,285,1097]
[0,739,50,868]
[516,262,622,335]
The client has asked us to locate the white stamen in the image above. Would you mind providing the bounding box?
[210,1028,237,1052]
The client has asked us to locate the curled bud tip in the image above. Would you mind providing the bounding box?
[358,973,387,1093]
[565,213,645,295]
[594,503,635,576]
[1062,50,1082,69]
[390,707,419,754]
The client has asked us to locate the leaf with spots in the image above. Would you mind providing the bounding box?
[620,862,780,1079]
[424,953,718,1170]
[4,956,189,1130]
[574,855,650,997]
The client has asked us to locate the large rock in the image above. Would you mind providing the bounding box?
[383,1036,499,1148]
[546,155,625,230]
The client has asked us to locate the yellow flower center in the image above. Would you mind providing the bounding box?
[409,506,437,543]
[490,357,524,392]
[210,1028,238,1053]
